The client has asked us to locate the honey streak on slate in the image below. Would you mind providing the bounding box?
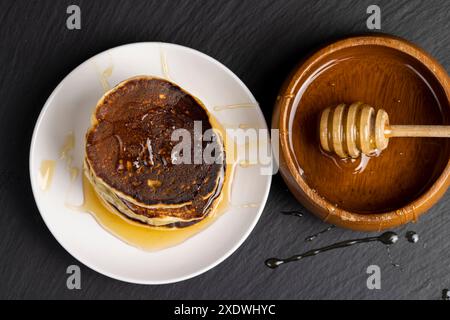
[305,225,335,242]
[281,209,335,242]
[265,231,400,269]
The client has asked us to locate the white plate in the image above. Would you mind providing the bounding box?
[29,42,272,284]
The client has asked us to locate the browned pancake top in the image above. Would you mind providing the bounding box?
[86,77,223,206]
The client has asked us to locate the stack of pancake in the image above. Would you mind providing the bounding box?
[85,76,225,228]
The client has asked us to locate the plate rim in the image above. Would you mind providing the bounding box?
[29,41,272,285]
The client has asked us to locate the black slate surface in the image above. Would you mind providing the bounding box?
[0,0,449,300]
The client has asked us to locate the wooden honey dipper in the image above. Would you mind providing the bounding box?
[319,102,450,158]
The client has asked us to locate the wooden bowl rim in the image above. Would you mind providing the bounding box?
[277,35,450,230]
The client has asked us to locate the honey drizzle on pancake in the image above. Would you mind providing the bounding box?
[78,107,236,251]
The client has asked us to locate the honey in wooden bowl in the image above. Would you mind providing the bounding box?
[273,35,450,231]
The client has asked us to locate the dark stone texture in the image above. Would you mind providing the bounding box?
[0,0,448,299]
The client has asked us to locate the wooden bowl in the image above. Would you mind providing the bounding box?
[273,35,450,231]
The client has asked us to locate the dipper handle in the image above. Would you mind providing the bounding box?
[385,125,450,138]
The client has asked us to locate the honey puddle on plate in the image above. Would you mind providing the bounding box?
[77,174,230,251]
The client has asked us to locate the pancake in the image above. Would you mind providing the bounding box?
[85,76,225,227]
